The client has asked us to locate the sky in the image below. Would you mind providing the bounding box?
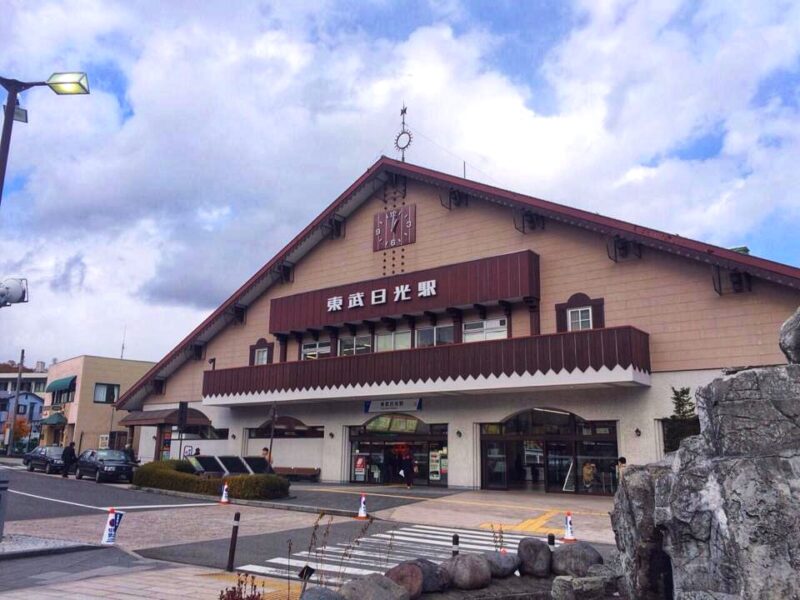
[1,0,800,367]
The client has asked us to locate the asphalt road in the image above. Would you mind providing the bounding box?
[282,483,458,513]
[1,465,211,521]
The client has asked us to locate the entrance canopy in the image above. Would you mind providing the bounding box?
[45,376,76,393]
[40,412,67,426]
[119,408,211,427]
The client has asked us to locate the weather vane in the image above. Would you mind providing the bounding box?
[394,104,413,162]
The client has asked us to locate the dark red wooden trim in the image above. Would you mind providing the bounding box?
[269,251,540,334]
[275,334,288,363]
[555,293,604,333]
[524,297,540,336]
[499,301,513,338]
[203,326,650,397]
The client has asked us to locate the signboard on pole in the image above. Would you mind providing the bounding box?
[100,509,125,545]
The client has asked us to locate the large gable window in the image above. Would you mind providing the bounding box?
[556,293,604,333]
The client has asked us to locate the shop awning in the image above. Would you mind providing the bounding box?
[45,376,76,393]
[40,412,67,426]
[118,408,212,427]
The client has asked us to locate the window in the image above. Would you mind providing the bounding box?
[463,318,508,343]
[375,331,412,353]
[567,307,592,331]
[247,425,324,439]
[0,401,6,412]
[53,389,74,404]
[175,426,230,440]
[98,434,110,450]
[301,341,331,360]
[17,404,27,415]
[34,381,45,392]
[416,325,455,348]
[93,383,120,404]
[339,335,373,356]
[254,348,270,365]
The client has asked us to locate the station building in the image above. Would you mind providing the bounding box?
[117,157,800,495]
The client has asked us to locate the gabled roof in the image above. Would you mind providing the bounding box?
[118,156,800,410]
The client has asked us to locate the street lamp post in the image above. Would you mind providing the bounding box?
[0,72,90,208]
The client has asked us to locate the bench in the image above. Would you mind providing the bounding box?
[274,466,321,482]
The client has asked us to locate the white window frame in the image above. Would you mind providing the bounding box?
[98,434,110,450]
[301,341,331,360]
[415,324,455,348]
[567,307,592,331]
[339,335,373,356]
[93,383,120,404]
[254,348,270,365]
[463,318,508,343]
[374,330,412,353]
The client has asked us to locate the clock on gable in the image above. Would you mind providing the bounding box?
[373,205,416,251]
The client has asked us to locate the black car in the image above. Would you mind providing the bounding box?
[26,445,70,474]
[75,449,135,483]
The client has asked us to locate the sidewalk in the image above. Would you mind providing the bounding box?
[0,564,303,599]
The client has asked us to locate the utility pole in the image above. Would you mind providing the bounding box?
[6,349,23,455]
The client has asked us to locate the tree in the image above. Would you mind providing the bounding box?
[663,386,700,452]
[670,386,695,420]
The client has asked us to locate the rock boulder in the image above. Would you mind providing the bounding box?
[439,554,492,590]
[517,537,552,577]
[551,542,603,577]
[409,558,450,592]
[779,307,800,364]
[484,550,520,578]
[384,563,423,599]
[612,363,800,599]
[339,574,409,600]
[300,587,346,600]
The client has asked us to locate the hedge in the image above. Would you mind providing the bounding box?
[133,460,290,500]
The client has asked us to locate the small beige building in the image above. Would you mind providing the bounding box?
[40,356,154,452]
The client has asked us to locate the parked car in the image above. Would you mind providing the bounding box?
[75,449,135,483]
[26,445,71,474]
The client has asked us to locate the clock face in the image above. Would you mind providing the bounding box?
[373,205,416,251]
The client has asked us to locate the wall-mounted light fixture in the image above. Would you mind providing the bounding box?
[456,430,462,438]
[208,357,216,371]
[231,433,236,440]
[634,428,642,437]
[328,432,335,439]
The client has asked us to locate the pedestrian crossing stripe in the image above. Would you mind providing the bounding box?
[237,524,559,587]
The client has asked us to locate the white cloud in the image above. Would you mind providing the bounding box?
[1,0,800,365]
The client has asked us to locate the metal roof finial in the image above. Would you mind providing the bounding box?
[394,104,412,162]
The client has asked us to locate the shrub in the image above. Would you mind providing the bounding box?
[225,474,290,500]
[133,460,290,500]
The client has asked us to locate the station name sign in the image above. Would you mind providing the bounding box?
[268,250,540,334]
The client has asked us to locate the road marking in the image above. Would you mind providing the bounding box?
[107,503,216,510]
[301,486,608,516]
[238,524,555,586]
[480,510,563,535]
[9,490,108,511]
[0,464,26,470]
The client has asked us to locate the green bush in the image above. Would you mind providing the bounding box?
[225,474,290,500]
[133,460,290,500]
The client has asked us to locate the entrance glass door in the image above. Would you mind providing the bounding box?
[545,441,574,492]
[482,441,508,489]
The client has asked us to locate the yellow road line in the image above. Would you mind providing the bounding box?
[304,486,608,516]
[480,510,563,535]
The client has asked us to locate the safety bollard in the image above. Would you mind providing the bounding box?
[547,533,555,549]
[0,471,9,540]
[226,511,241,572]
[452,533,460,556]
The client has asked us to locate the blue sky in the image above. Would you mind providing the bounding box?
[1,0,800,363]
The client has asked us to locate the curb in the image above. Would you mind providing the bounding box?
[0,543,103,561]
[131,486,363,519]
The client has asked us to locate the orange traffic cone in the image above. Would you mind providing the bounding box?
[562,511,577,543]
[220,482,230,504]
[355,492,369,520]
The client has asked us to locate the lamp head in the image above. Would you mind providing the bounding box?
[46,72,90,95]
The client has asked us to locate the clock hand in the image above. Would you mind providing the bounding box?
[391,215,399,232]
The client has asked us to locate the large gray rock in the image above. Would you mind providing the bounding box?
[409,558,450,592]
[551,542,603,577]
[300,588,346,600]
[339,574,409,600]
[612,363,800,599]
[439,554,492,590]
[384,563,423,599]
[517,537,551,577]
[779,307,800,364]
[484,550,520,578]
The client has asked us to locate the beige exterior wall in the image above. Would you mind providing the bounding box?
[134,176,800,482]
[42,356,154,451]
[146,178,799,408]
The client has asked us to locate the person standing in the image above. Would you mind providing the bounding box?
[123,443,138,464]
[261,447,275,474]
[61,442,76,478]
[615,456,627,489]
[400,451,415,490]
